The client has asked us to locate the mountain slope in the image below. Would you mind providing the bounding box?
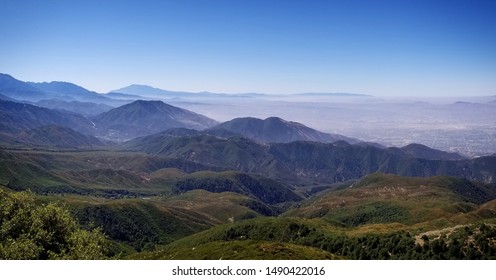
[0,100,95,135]
[132,217,347,260]
[132,240,337,260]
[19,125,104,148]
[0,73,48,101]
[284,173,496,227]
[123,134,296,181]
[268,141,496,183]
[0,149,224,195]
[207,117,359,144]
[173,171,302,204]
[92,100,218,141]
[125,133,496,184]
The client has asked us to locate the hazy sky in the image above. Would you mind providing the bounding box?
[0,0,495,96]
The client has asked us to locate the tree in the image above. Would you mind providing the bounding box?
[0,189,108,259]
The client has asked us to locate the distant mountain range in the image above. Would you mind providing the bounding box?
[111,84,374,100]
[27,81,110,103]
[0,73,127,110]
[0,73,376,122]
[0,74,474,155]
[3,96,363,146]
[295,92,372,97]
[110,84,224,99]
[111,84,302,99]
[0,72,491,160]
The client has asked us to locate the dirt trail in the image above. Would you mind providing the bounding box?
[414,224,468,246]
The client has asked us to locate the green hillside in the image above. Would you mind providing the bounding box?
[173,171,302,204]
[46,189,282,252]
[285,173,496,228]
[133,215,496,260]
[131,240,339,260]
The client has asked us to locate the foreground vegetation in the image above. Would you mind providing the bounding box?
[132,217,496,260]
[1,148,496,260]
[0,189,109,259]
[2,187,495,259]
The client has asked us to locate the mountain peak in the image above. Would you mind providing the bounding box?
[121,100,179,114]
[207,116,359,144]
[110,84,181,98]
[93,100,218,141]
[264,116,285,122]
[114,84,158,92]
[400,143,465,160]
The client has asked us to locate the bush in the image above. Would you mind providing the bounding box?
[0,189,109,259]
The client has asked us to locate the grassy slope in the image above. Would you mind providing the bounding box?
[129,217,343,259]
[130,212,496,259]
[284,173,496,229]
[131,240,339,260]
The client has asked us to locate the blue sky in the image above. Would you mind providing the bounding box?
[0,0,495,96]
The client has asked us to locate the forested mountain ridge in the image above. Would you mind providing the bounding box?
[125,133,496,184]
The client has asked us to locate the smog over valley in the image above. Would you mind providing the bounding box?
[1,0,496,269]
